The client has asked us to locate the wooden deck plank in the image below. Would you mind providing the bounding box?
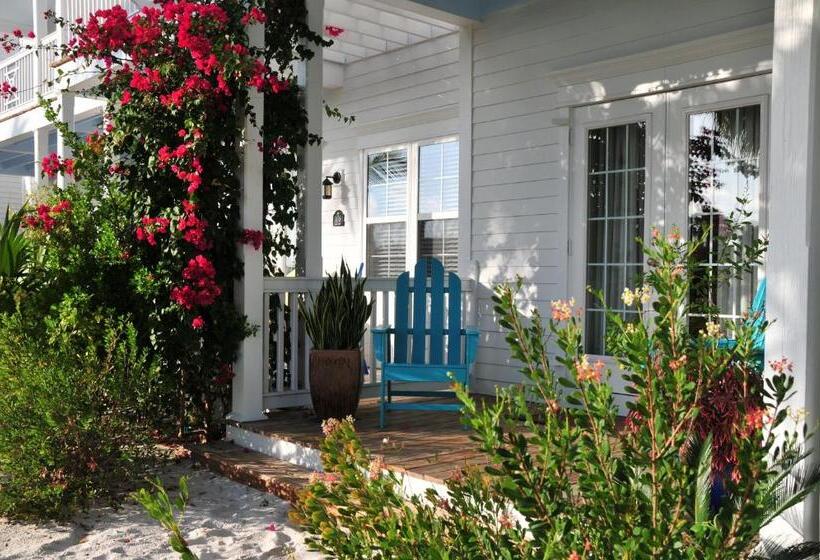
[240,397,484,484]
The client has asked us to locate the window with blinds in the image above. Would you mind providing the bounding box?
[365,139,459,277]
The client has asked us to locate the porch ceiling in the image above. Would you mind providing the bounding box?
[323,0,458,65]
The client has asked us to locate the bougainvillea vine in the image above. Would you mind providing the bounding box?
[31,0,331,436]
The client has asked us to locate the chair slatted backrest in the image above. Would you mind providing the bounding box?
[392,258,463,365]
[750,278,766,352]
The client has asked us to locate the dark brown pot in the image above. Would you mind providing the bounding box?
[309,349,362,421]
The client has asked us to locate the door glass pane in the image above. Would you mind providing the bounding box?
[418,219,458,271]
[585,122,646,355]
[687,104,761,331]
[367,149,407,218]
[419,141,459,214]
[367,222,406,277]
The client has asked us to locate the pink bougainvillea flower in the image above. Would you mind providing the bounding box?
[40,153,74,179]
[191,316,205,330]
[241,7,267,25]
[325,25,344,37]
[0,81,17,100]
[240,229,263,250]
[265,522,279,532]
[120,89,132,105]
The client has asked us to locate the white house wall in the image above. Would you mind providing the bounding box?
[321,31,461,274]
[321,0,775,395]
[468,0,774,394]
[0,174,25,213]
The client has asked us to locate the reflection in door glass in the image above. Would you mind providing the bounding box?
[688,104,761,334]
[585,122,645,355]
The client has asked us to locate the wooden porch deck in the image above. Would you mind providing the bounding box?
[236,396,489,483]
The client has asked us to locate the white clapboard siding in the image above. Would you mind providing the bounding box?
[321,32,461,274]
[0,174,25,214]
[318,0,775,393]
[467,0,774,390]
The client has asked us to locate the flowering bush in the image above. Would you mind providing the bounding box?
[18,0,330,436]
[293,230,820,559]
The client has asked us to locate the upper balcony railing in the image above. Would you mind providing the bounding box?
[0,0,125,121]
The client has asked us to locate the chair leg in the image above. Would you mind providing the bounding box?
[380,379,386,429]
[387,381,392,404]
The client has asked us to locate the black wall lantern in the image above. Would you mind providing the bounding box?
[322,171,342,199]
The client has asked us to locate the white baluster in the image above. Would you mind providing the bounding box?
[262,293,270,393]
[289,291,299,392]
[276,295,285,393]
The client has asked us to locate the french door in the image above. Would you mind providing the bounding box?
[570,75,770,400]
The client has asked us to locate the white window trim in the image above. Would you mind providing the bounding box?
[361,135,460,277]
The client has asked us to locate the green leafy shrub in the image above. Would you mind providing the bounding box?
[132,477,198,560]
[0,205,35,312]
[298,260,373,350]
[293,230,820,559]
[0,298,158,519]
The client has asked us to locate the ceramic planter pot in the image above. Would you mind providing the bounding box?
[309,349,362,421]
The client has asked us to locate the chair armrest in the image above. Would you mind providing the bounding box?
[463,327,480,365]
[372,328,389,364]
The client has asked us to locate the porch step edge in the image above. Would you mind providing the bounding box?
[189,440,314,504]
[225,423,451,501]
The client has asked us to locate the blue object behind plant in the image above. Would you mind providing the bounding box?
[372,258,479,428]
[716,279,766,367]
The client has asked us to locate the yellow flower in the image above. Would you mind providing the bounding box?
[705,321,721,338]
[621,287,636,306]
[639,285,652,304]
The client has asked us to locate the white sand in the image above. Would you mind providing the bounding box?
[0,461,322,559]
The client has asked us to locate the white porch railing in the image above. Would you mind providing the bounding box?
[262,275,477,410]
[0,48,37,116]
[0,0,133,121]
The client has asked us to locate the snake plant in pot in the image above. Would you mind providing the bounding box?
[298,261,373,420]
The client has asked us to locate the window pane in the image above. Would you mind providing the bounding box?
[418,219,458,272]
[687,104,762,329]
[367,149,407,218]
[419,140,459,214]
[367,222,406,277]
[584,122,646,355]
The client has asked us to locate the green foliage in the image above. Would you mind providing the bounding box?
[291,417,530,559]
[0,205,34,312]
[132,476,199,560]
[0,300,158,519]
[298,260,373,350]
[295,231,820,559]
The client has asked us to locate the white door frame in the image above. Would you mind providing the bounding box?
[569,76,770,402]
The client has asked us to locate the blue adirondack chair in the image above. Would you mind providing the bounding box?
[372,257,480,428]
[716,278,766,369]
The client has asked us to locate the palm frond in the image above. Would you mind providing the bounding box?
[761,459,820,529]
[695,433,713,524]
[749,540,820,560]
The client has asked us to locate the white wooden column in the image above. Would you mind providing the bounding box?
[31,0,49,193]
[32,0,48,37]
[457,25,473,280]
[56,91,74,189]
[231,20,266,422]
[32,126,49,191]
[302,0,324,278]
[766,0,820,539]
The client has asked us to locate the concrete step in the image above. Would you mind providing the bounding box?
[190,440,314,503]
